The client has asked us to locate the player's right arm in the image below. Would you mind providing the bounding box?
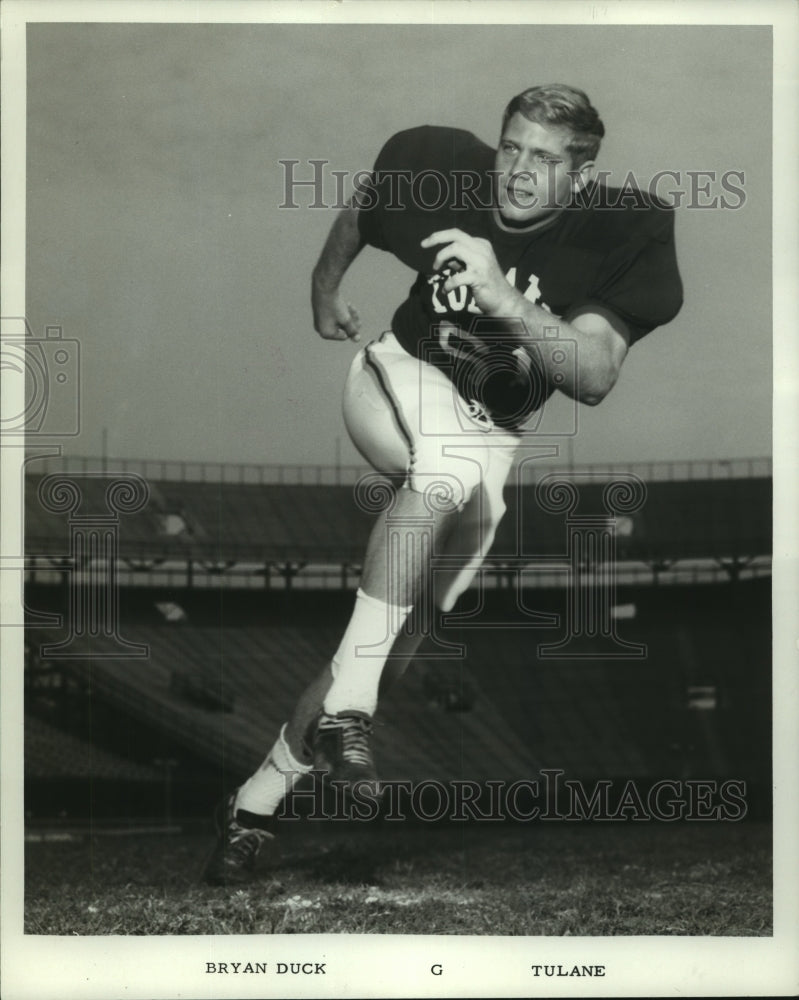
[311,202,364,342]
[312,126,487,343]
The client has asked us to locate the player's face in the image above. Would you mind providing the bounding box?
[495,113,587,224]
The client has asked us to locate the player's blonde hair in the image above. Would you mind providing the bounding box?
[502,84,605,166]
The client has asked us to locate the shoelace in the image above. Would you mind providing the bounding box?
[339,716,373,767]
[227,825,269,864]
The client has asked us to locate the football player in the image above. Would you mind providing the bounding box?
[204,84,683,884]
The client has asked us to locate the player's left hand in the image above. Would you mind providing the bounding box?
[421,229,522,316]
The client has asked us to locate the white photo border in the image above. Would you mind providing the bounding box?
[2,2,797,998]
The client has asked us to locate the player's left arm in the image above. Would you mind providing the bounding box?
[422,229,631,406]
[557,304,631,406]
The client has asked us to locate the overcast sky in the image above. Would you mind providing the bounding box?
[25,22,772,469]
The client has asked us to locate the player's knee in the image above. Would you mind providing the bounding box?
[406,470,473,513]
[409,444,493,511]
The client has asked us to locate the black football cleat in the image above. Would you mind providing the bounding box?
[309,709,379,786]
[202,794,278,886]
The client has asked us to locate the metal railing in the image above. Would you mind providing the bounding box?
[518,456,772,483]
[26,455,370,486]
[27,454,772,485]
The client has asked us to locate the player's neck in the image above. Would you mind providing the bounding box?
[491,207,563,236]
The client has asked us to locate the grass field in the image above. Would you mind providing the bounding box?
[25,818,772,936]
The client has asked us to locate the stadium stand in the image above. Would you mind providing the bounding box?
[22,458,772,819]
[25,713,161,782]
[25,465,771,568]
[25,475,374,563]
[24,578,770,793]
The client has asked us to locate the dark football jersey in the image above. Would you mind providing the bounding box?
[357,125,683,427]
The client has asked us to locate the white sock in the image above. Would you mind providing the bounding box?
[234,724,312,817]
[323,588,413,716]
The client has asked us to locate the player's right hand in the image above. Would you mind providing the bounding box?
[312,286,361,342]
